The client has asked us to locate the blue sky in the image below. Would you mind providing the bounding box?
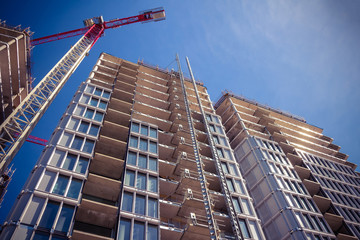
[1,0,359,223]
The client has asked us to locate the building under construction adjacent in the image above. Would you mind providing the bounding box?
[1,53,360,240]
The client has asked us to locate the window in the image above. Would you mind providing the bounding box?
[217,148,224,158]
[141,125,148,136]
[66,179,82,199]
[38,201,60,229]
[49,150,89,174]
[148,176,157,192]
[221,162,229,174]
[59,133,95,153]
[127,152,158,172]
[234,180,245,194]
[136,173,146,190]
[213,135,220,145]
[241,198,253,215]
[149,157,157,171]
[239,219,251,238]
[232,197,242,213]
[131,123,140,133]
[133,221,145,240]
[139,139,148,151]
[122,192,133,212]
[216,125,223,134]
[149,128,157,138]
[147,225,158,240]
[138,155,147,169]
[130,136,138,148]
[148,198,158,218]
[135,195,146,215]
[52,175,69,195]
[55,204,74,232]
[149,141,157,154]
[224,149,232,159]
[127,152,137,165]
[22,196,45,225]
[118,218,131,240]
[227,178,235,192]
[229,163,238,176]
[125,170,135,187]
[38,171,56,192]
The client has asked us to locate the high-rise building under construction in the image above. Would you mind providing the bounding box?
[1,53,359,240]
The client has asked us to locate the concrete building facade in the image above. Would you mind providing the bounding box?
[1,53,359,240]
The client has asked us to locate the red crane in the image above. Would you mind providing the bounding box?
[0,7,165,173]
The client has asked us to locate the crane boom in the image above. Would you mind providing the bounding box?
[31,8,165,46]
[0,8,165,174]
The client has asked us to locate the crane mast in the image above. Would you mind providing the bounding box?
[0,8,165,174]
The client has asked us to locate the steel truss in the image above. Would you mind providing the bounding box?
[0,24,104,172]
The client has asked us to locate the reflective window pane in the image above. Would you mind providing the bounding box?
[38,201,59,229]
[148,198,158,218]
[102,91,110,99]
[135,195,145,215]
[127,152,137,165]
[75,157,88,174]
[55,204,74,232]
[118,218,131,240]
[99,100,107,110]
[89,125,100,136]
[125,170,135,187]
[38,171,56,192]
[131,123,139,133]
[83,139,95,153]
[227,178,235,192]
[138,155,147,169]
[71,136,83,150]
[148,176,157,192]
[78,121,89,134]
[239,219,251,238]
[136,173,146,190]
[94,88,102,96]
[74,105,85,116]
[94,112,104,122]
[49,150,65,167]
[122,192,133,212]
[80,95,90,104]
[149,128,157,138]
[149,142,157,154]
[90,98,98,107]
[232,197,242,213]
[133,221,145,240]
[52,175,69,195]
[67,179,82,199]
[139,139,147,151]
[63,154,77,171]
[84,109,94,119]
[147,225,158,240]
[130,137,138,148]
[140,125,148,136]
[85,85,94,94]
[149,157,157,171]
[67,118,79,130]
[221,162,229,174]
[59,132,72,147]
[229,163,238,176]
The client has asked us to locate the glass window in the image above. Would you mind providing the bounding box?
[241,198,253,215]
[234,180,245,194]
[127,152,137,165]
[33,232,50,240]
[148,176,157,192]
[216,125,223,134]
[80,94,90,104]
[149,141,157,154]
[125,170,135,187]
[140,125,148,136]
[222,162,229,174]
[59,132,72,147]
[78,121,89,134]
[131,123,139,133]
[136,173,146,190]
[84,109,94,119]
[213,135,220,144]
[133,221,145,240]
[213,116,220,123]
[67,179,82,199]
[90,98,98,107]
[130,136,138,148]
[75,157,89,174]
[74,105,85,116]
[38,201,59,229]
[138,155,147,169]
[232,197,242,213]
[102,91,110,99]
[38,171,56,192]
[99,100,107,110]
[249,221,261,240]
[67,118,79,130]
[50,150,65,167]
[224,149,232,159]
[85,85,94,94]
[55,204,74,232]
[149,128,157,138]
[118,218,131,240]
[83,139,95,153]
[220,136,228,146]
[206,114,212,122]
[22,196,45,225]
[239,219,251,238]
[52,175,69,195]
[139,139,148,151]
[227,178,235,192]
[229,163,238,176]
[122,192,133,212]
[217,148,224,158]
[319,217,330,233]
[135,195,145,215]
[89,125,100,136]
[94,88,102,96]
[209,124,216,132]
[71,136,83,150]
[63,154,77,171]
[148,198,158,218]
[147,225,158,240]
[94,112,104,122]
[149,157,157,171]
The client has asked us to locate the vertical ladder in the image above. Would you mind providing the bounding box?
[176,55,218,239]
[185,57,243,240]
[0,24,104,173]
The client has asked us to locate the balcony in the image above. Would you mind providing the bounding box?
[89,153,124,180]
[82,173,121,202]
[159,159,176,178]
